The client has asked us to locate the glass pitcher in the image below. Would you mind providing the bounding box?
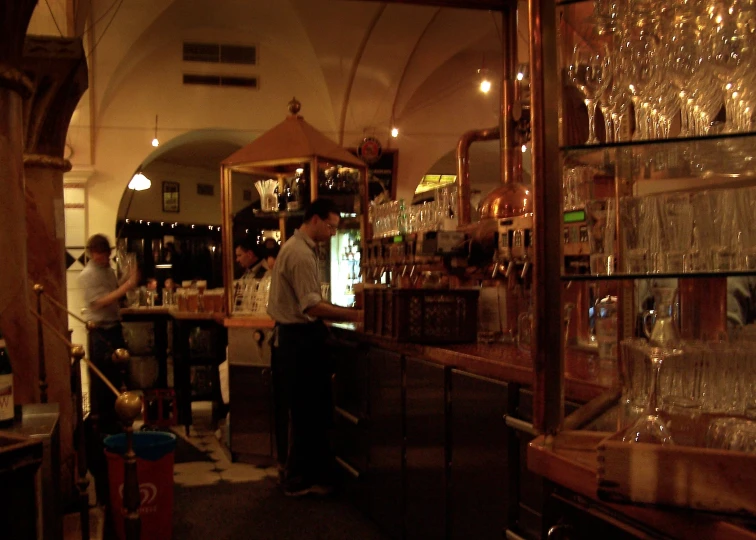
[642,286,680,348]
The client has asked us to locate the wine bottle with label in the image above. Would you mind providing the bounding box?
[0,329,14,427]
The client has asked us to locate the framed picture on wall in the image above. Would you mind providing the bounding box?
[162,181,180,212]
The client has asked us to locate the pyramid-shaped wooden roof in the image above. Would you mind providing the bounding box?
[222,99,366,169]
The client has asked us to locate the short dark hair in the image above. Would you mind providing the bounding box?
[86,234,112,254]
[234,237,257,253]
[304,198,339,221]
[263,240,280,259]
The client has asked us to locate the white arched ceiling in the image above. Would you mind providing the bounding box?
[47,0,522,234]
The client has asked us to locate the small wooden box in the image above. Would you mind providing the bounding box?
[597,431,756,517]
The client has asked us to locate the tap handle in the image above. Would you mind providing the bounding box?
[520,261,531,280]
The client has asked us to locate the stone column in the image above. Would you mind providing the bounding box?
[22,35,89,502]
[0,1,39,406]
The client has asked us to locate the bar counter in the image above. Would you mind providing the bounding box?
[330,322,607,403]
[528,432,756,540]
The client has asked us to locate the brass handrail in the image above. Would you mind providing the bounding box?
[33,283,87,325]
[28,294,142,540]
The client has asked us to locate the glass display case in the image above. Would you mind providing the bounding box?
[531,0,756,520]
[219,98,369,316]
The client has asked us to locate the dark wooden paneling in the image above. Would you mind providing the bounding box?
[368,348,404,539]
[405,357,446,540]
[229,364,275,464]
[515,389,582,539]
[342,0,511,10]
[449,370,509,540]
[544,488,655,540]
[331,338,370,419]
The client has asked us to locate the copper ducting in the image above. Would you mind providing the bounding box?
[456,126,499,224]
[456,3,527,226]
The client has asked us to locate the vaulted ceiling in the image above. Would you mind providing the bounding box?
[32,0,529,205]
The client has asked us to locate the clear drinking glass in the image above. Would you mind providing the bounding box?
[658,192,694,273]
[568,45,611,145]
[619,195,660,273]
[587,198,616,275]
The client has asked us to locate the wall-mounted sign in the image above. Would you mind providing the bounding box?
[349,147,398,203]
[357,137,383,165]
[162,181,180,213]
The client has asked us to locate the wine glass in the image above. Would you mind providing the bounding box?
[617,27,659,141]
[622,345,680,445]
[568,44,611,145]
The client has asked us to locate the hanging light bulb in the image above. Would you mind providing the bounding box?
[477,63,491,94]
[151,114,160,147]
[391,127,399,138]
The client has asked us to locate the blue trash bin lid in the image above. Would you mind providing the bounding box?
[104,431,177,461]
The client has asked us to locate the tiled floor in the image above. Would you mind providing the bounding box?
[171,402,279,488]
[64,401,389,540]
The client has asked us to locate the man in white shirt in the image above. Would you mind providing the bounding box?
[267,198,362,497]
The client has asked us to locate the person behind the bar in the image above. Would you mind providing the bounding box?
[267,198,362,497]
[235,236,267,280]
[78,233,138,500]
[262,237,281,271]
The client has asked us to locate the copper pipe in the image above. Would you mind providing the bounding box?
[529,0,564,435]
[456,5,520,226]
[456,126,499,225]
[501,3,519,186]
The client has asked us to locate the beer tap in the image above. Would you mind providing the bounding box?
[505,260,516,278]
[520,258,531,281]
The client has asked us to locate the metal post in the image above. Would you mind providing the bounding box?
[70,345,90,540]
[113,348,131,393]
[116,392,144,540]
[34,284,48,403]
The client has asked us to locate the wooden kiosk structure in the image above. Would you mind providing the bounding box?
[219,98,369,316]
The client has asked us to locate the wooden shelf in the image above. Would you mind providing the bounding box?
[528,432,756,540]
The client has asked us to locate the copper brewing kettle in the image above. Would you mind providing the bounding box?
[478,182,533,220]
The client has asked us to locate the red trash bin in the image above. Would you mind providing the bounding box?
[104,431,177,540]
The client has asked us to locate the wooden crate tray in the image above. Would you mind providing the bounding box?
[597,431,756,518]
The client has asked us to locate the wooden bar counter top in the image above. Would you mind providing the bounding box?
[330,323,607,403]
[528,432,756,540]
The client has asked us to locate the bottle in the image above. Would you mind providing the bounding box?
[0,330,14,427]
[397,199,408,236]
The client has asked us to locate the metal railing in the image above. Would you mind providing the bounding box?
[31,284,143,540]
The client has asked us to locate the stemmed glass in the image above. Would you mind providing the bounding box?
[622,345,680,445]
[568,44,611,144]
[616,27,659,141]
[696,0,756,133]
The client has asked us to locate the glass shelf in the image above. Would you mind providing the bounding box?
[560,132,756,180]
[560,129,756,154]
[252,209,305,218]
[561,270,756,282]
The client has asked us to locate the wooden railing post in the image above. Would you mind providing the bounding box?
[70,345,90,540]
[113,348,131,393]
[115,392,143,540]
[33,284,48,403]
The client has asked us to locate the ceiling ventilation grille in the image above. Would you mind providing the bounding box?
[183,74,258,89]
[183,42,257,65]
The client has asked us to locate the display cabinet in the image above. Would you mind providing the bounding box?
[529,0,756,527]
[219,98,368,316]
